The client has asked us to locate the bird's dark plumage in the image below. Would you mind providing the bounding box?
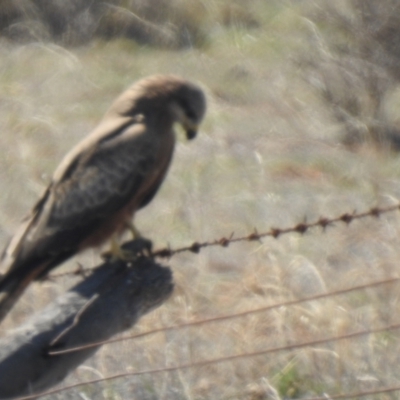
[0,75,206,324]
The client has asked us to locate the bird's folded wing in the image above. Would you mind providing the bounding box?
[7,123,158,261]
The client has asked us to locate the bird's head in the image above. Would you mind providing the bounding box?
[111,75,207,140]
[169,81,207,140]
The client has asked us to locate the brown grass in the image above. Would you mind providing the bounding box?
[1,1,400,399]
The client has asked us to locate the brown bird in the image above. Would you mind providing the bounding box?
[0,74,207,323]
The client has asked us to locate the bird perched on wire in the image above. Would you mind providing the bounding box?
[0,74,207,324]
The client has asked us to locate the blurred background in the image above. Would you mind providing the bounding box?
[1,1,400,399]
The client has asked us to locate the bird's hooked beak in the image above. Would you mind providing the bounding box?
[171,103,199,140]
[180,115,199,140]
[184,122,199,140]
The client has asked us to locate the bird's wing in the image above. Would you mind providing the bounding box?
[5,121,161,267]
[49,124,157,230]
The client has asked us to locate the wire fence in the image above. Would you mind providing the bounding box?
[51,203,400,277]
[11,202,400,399]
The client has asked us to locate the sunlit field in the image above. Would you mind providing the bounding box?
[2,1,400,399]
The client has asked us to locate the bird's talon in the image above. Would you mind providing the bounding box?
[102,237,153,263]
[121,237,153,259]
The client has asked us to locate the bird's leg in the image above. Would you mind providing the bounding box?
[102,220,141,262]
[111,236,130,259]
[125,220,153,257]
[101,223,153,262]
[101,235,135,262]
[126,220,142,240]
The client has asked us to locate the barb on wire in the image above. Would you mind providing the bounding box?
[48,276,400,356]
[152,204,399,258]
[51,203,400,278]
[15,321,400,400]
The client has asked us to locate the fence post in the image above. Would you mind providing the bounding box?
[0,242,173,399]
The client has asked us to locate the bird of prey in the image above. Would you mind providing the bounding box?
[0,74,207,323]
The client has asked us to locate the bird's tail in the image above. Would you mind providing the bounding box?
[0,250,75,325]
[0,260,49,325]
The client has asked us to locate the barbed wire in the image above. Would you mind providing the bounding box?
[48,276,400,355]
[15,202,400,399]
[152,203,400,258]
[51,203,400,278]
[16,320,400,400]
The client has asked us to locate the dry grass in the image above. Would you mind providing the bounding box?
[299,0,400,149]
[1,1,400,399]
[0,0,267,47]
